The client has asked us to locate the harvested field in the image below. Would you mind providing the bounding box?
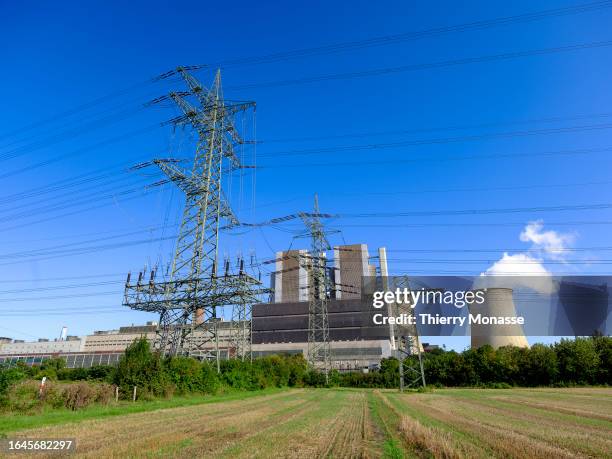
[4,387,611,458]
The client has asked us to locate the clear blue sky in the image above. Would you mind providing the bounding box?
[1,1,611,350]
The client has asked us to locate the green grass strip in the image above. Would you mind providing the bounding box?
[0,387,287,436]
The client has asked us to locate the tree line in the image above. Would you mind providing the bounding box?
[1,336,610,412]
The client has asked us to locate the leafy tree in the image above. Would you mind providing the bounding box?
[522,343,558,386]
[592,335,612,384]
[555,338,600,385]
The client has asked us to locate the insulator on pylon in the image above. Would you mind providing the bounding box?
[126,272,131,285]
[150,270,155,282]
[211,261,217,278]
[137,272,143,284]
[225,259,230,277]
[239,258,244,275]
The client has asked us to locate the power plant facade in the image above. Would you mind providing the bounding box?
[0,243,398,371]
[0,246,542,369]
[262,244,393,369]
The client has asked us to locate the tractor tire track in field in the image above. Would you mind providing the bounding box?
[376,390,484,459]
[7,387,611,458]
[392,392,586,458]
[441,392,612,454]
[13,390,311,458]
[218,390,371,458]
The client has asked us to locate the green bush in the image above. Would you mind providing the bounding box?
[113,338,169,399]
[5,381,41,411]
[0,365,26,401]
[165,356,205,394]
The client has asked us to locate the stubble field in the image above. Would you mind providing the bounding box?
[4,387,611,458]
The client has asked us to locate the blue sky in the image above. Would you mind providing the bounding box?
[1,1,611,350]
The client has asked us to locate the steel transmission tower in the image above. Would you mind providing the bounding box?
[124,68,268,367]
[390,276,426,390]
[298,195,333,379]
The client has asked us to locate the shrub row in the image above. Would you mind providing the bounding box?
[336,336,612,388]
[1,336,610,411]
[1,380,114,412]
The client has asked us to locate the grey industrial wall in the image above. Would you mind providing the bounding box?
[252,298,388,344]
[336,244,367,299]
[278,250,304,303]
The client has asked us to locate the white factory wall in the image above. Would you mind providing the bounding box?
[0,339,84,355]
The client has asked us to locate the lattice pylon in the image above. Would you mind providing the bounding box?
[123,68,269,369]
[299,194,332,380]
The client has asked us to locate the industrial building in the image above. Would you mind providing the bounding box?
[252,297,391,370]
[272,244,378,303]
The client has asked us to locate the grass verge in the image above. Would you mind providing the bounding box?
[0,387,286,436]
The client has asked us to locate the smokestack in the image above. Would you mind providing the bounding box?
[59,326,68,341]
[469,288,528,349]
[378,247,395,351]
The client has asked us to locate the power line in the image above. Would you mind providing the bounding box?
[198,1,612,69]
[256,123,612,159]
[0,273,125,284]
[4,1,610,144]
[342,203,612,217]
[0,291,122,303]
[326,221,612,228]
[261,112,612,144]
[227,39,612,91]
[0,122,161,181]
[387,246,612,253]
[231,203,612,230]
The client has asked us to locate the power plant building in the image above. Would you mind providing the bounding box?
[0,243,423,370]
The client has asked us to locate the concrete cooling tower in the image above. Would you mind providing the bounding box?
[469,288,528,349]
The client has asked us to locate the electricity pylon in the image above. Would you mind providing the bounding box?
[123,68,268,369]
[299,195,334,380]
[390,276,426,390]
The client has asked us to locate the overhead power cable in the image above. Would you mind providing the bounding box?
[325,221,612,228]
[227,39,612,91]
[0,291,122,302]
[4,1,609,142]
[256,123,612,159]
[192,1,612,70]
[0,105,146,162]
[261,112,612,144]
[0,123,161,181]
[229,202,612,229]
[258,145,612,170]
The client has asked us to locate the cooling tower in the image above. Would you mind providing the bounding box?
[469,288,528,349]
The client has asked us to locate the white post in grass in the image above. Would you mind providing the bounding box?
[39,376,47,399]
